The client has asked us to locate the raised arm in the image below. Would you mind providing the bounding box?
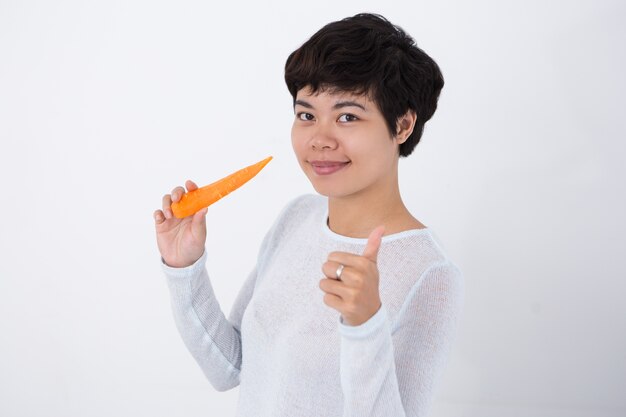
[162,253,258,391]
[338,260,464,416]
[155,179,258,391]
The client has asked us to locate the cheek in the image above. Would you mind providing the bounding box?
[345,131,393,160]
[291,126,308,163]
[290,124,301,152]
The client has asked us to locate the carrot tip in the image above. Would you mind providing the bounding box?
[170,156,273,218]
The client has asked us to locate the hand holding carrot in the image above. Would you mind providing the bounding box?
[154,180,208,268]
[154,156,272,268]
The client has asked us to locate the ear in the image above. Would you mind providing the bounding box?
[395,110,417,145]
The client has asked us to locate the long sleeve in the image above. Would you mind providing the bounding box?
[162,249,258,392]
[337,260,464,417]
[159,194,464,417]
[160,196,301,394]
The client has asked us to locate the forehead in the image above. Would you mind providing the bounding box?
[295,85,373,105]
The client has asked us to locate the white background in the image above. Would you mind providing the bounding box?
[1,1,625,416]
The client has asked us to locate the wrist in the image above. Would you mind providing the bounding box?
[161,249,205,269]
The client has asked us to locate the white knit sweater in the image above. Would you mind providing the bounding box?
[162,194,464,417]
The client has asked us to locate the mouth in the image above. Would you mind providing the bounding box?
[309,160,351,176]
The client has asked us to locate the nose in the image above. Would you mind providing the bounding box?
[310,122,338,151]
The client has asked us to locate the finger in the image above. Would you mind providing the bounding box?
[322,260,347,280]
[322,289,344,310]
[154,209,165,224]
[327,251,365,268]
[162,194,173,219]
[171,186,186,203]
[319,277,347,297]
[192,207,208,228]
[186,179,199,192]
[362,225,385,263]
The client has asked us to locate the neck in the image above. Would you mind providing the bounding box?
[327,175,420,238]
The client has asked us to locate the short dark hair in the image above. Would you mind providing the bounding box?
[284,13,444,157]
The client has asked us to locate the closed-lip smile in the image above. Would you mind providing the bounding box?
[309,160,350,175]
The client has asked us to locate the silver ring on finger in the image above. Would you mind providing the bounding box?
[335,264,344,280]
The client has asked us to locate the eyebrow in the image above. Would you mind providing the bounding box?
[294,99,367,111]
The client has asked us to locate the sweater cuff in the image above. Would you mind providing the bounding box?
[338,304,388,339]
[160,249,207,280]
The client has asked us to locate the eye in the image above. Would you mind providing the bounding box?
[338,113,358,122]
[297,112,315,121]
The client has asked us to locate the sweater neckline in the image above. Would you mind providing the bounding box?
[321,205,431,244]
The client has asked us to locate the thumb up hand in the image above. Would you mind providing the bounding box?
[319,226,385,326]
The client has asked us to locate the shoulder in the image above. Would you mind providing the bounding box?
[412,231,464,299]
[256,193,325,258]
[272,193,325,228]
[379,230,464,321]
[285,193,325,214]
[386,256,464,336]
[408,238,465,326]
[419,259,464,301]
[421,232,464,300]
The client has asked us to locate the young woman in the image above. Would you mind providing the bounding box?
[153,13,463,417]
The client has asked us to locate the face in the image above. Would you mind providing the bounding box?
[291,86,404,200]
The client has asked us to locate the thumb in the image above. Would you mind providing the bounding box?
[362,225,385,262]
[191,207,208,229]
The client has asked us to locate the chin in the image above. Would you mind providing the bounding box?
[307,180,333,197]
[309,182,353,199]
[304,169,356,199]
[309,182,331,197]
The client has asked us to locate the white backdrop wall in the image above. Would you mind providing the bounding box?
[1,1,624,416]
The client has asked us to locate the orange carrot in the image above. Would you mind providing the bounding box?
[171,156,273,218]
